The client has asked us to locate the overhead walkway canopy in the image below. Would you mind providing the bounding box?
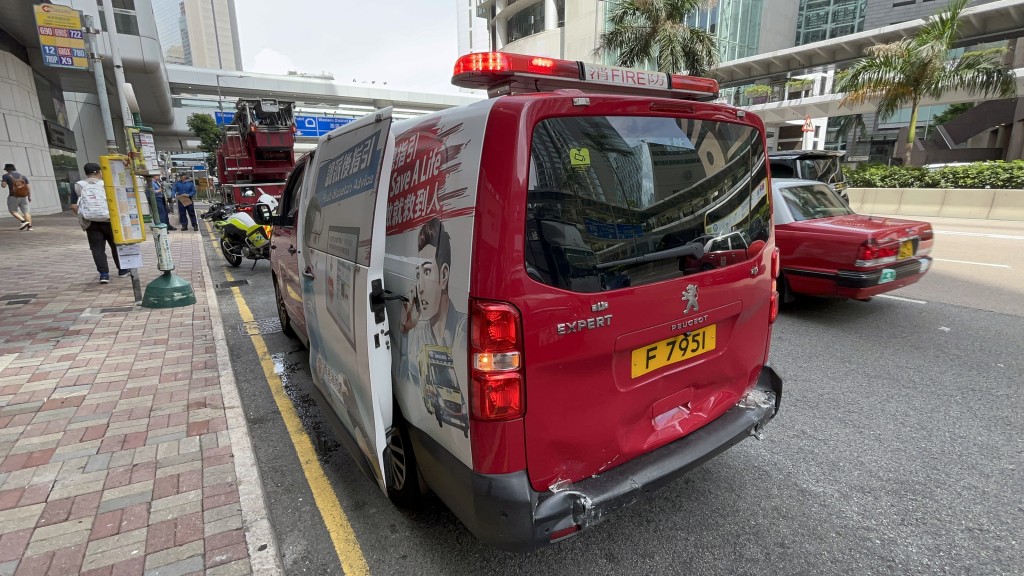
[715,0,1024,87]
[166,65,481,114]
[747,68,1024,125]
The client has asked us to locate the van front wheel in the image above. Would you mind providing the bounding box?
[386,421,422,508]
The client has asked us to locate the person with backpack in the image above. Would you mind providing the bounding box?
[173,173,198,231]
[71,162,129,283]
[1,163,33,230]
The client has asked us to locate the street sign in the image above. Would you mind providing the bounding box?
[295,115,319,137]
[317,116,353,134]
[34,4,88,70]
[100,155,146,245]
[214,111,236,126]
[214,111,352,137]
[191,165,206,171]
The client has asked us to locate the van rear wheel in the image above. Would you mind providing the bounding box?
[273,274,296,338]
[386,420,422,507]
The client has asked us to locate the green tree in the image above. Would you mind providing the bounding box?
[835,0,1015,165]
[595,0,718,77]
[930,102,974,128]
[186,113,222,169]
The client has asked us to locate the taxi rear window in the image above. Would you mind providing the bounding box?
[526,115,770,293]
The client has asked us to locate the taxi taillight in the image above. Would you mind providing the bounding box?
[470,299,524,421]
[770,248,780,324]
[855,240,899,267]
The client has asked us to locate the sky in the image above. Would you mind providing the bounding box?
[236,0,464,95]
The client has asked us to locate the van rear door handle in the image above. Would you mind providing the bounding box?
[288,246,297,255]
[302,267,315,279]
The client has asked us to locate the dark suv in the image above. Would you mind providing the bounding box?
[769,150,848,203]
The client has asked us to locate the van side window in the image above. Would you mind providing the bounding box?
[525,115,771,292]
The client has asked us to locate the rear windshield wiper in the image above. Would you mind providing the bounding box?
[596,242,705,269]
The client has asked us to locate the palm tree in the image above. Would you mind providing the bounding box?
[595,0,718,77]
[835,0,1016,165]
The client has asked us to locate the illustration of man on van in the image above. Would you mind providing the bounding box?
[400,217,469,435]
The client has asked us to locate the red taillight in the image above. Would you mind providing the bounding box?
[471,373,523,420]
[769,291,779,323]
[771,247,780,279]
[470,300,524,421]
[921,227,934,241]
[855,240,898,267]
[549,524,580,542]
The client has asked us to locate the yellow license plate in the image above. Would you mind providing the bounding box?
[631,325,717,379]
[898,240,914,259]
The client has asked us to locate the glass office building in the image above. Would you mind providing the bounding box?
[685,0,764,62]
[795,0,867,45]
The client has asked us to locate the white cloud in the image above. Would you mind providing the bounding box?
[237,0,464,94]
[248,48,297,76]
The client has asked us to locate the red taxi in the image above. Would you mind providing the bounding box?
[772,179,933,301]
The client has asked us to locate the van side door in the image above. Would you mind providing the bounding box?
[273,155,309,344]
[297,108,397,492]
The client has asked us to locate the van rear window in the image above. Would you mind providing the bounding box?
[526,115,770,292]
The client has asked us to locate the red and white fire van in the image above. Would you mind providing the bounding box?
[260,52,783,551]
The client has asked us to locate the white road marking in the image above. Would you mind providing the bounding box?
[936,230,1024,241]
[877,294,928,304]
[934,258,1011,268]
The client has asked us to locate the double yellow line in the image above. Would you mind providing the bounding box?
[204,222,370,575]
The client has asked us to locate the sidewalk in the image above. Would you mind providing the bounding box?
[0,214,276,576]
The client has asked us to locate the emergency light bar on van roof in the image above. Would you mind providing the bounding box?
[451,52,720,101]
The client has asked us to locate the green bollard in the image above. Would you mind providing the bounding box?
[142,224,196,308]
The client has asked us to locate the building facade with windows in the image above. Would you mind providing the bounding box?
[476,0,798,68]
[456,0,490,56]
[151,0,242,70]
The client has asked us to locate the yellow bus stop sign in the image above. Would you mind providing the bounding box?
[100,155,147,244]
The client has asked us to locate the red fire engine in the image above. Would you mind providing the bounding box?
[216,98,296,209]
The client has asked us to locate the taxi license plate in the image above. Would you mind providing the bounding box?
[898,240,914,259]
[631,325,717,379]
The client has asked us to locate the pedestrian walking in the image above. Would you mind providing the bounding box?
[149,175,176,230]
[71,162,129,283]
[174,173,198,231]
[161,176,176,223]
[1,163,33,230]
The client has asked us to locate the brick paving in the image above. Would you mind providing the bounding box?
[0,214,273,576]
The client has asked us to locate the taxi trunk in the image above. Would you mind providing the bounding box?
[469,94,777,493]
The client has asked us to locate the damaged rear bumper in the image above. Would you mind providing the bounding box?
[410,365,783,552]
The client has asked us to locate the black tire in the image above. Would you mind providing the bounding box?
[221,239,243,267]
[385,419,422,507]
[273,274,296,338]
[779,272,798,305]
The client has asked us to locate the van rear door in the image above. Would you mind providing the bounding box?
[298,108,396,492]
[505,103,774,492]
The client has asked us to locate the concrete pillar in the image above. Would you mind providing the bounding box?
[0,50,62,216]
[544,0,558,30]
[1005,120,1024,161]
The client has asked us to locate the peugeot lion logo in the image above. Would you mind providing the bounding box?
[682,284,699,314]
